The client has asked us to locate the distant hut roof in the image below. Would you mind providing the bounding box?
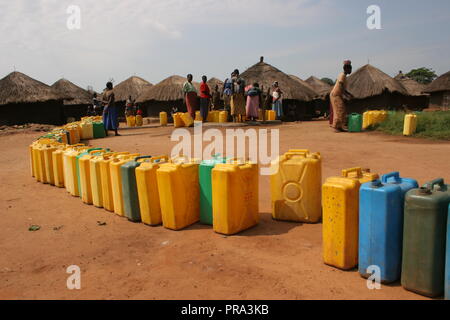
[51,78,92,105]
[240,57,316,101]
[289,75,317,93]
[305,76,332,97]
[113,76,153,102]
[207,77,224,90]
[396,77,428,96]
[136,75,200,103]
[0,71,62,105]
[347,64,408,99]
[424,71,450,93]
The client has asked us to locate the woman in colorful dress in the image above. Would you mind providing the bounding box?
[182,74,198,119]
[199,75,212,121]
[272,81,283,119]
[102,81,120,136]
[230,69,246,122]
[245,83,262,122]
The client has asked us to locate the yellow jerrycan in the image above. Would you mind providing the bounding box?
[322,167,379,270]
[195,111,203,122]
[157,157,200,230]
[79,149,109,205]
[63,145,89,196]
[212,161,259,235]
[98,152,130,211]
[173,113,184,128]
[181,113,194,127]
[270,149,322,223]
[136,115,143,127]
[266,110,276,121]
[160,112,168,126]
[403,114,417,136]
[52,145,71,188]
[126,116,136,127]
[136,156,169,226]
[219,111,228,123]
[362,111,370,129]
[42,143,66,185]
[29,143,35,178]
[110,153,140,216]
[32,140,58,183]
[89,152,117,208]
[65,124,81,145]
[79,121,94,140]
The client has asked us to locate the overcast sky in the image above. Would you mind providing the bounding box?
[1,0,449,92]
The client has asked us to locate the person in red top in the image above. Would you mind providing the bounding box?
[199,75,211,121]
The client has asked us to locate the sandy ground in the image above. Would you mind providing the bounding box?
[1,121,449,300]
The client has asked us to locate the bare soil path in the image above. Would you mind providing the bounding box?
[1,121,449,300]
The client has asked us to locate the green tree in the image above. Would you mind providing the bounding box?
[321,78,335,86]
[406,67,437,85]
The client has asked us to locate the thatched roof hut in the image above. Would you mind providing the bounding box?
[305,76,332,97]
[0,71,65,125]
[136,75,200,117]
[346,64,416,112]
[207,77,224,91]
[113,76,153,103]
[51,78,92,120]
[424,71,450,109]
[240,57,317,120]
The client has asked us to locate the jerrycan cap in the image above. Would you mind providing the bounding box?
[371,180,383,188]
[418,187,432,195]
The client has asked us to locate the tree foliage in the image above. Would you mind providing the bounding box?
[406,68,437,85]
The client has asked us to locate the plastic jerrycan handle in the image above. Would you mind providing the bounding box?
[150,155,169,164]
[381,172,401,184]
[342,167,363,178]
[134,156,153,163]
[424,178,445,191]
[172,155,190,164]
[226,157,246,165]
[288,149,309,154]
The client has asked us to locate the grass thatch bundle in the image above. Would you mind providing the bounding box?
[425,71,450,93]
[0,71,61,105]
[397,77,427,96]
[136,75,200,103]
[51,78,92,105]
[240,57,316,101]
[305,76,332,97]
[347,64,408,99]
[113,76,153,102]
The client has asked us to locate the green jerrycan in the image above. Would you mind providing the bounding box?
[348,113,362,132]
[401,178,450,298]
[199,155,228,225]
[93,122,106,139]
[121,156,153,222]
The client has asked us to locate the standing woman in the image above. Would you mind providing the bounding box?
[330,60,353,132]
[230,69,246,122]
[102,81,120,136]
[272,81,283,120]
[199,75,211,121]
[183,74,198,119]
[245,83,262,122]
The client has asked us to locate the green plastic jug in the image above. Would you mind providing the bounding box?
[401,179,450,297]
[348,113,362,132]
[199,155,227,225]
[121,156,152,222]
[93,122,106,139]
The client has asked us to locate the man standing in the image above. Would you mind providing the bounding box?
[330,60,354,132]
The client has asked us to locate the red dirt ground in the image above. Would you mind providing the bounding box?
[1,121,449,300]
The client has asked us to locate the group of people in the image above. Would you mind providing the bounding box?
[182,69,285,123]
[125,96,143,117]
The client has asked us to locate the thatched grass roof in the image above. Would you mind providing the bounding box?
[289,75,317,93]
[240,57,316,101]
[207,77,224,91]
[305,76,332,97]
[0,71,62,106]
[425,71,450,93]
[113,76,153,102]
[397,77,428,96]
[347,64,408,99]
[51,78,92,105]
[136,75,200,103]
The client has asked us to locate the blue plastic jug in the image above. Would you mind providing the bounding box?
[359,172,418,283]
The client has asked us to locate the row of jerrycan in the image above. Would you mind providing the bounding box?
[126,115,144,127]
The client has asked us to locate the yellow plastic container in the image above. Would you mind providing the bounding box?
[42,143,65,185]
[126,116,136,127]
[29,144,35,177]
[160,112,168,126]
[219,111,228,123]
[270,149,322,223]
[403,114,417,136]
[79,121,94,140]
[99,153,131,211]
[136,156,169,226]
[362,111,370,129]
[136,115,143,127]
[195,111,203,122]
[79,150,108,205]
[89,153,108,208]
[110,154,140,216]
[181,113,194,127]
[63,146,89,196]
[157,158,200,230]
[65,125,81,144]
[266,110,276,121]
[258,109,264,121]
[212,161,259,235]
[32,144,46,183]
[173,113,184,128]
[322,167,379,270]
[52,147,67,188]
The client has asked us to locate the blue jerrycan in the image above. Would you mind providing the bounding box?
[359,172,418,283]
